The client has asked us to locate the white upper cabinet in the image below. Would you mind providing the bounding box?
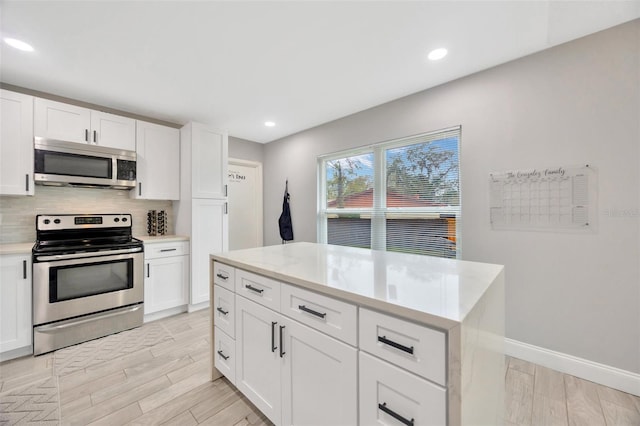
[90,111,136,151]
[132,121,180,200]
[0,90,34,196]
[34,98,135,151]
[184,122,228,199]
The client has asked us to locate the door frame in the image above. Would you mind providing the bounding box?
[228,158,263,248]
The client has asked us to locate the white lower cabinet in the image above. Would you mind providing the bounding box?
[143,241,189,317]
[0,254,32,357]
[360,351,446,426]
[214,326,236,384]
[234,291,357,426]
[281,316,357,426]
[235,295,283,424]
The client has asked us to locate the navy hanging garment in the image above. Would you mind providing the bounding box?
[279,180,294,243]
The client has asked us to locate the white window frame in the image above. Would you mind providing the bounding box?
[317,126,461,258]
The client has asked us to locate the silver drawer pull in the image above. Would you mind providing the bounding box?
[298,304,326,319]
[160,248,177,252]
[216,307,229,316]
[217,350,229,360]
[216,273,228,280]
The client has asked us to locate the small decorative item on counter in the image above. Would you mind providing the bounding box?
[157,210,167,235]
[147,210,157,236]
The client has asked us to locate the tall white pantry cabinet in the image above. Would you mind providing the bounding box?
[175,122,229,310]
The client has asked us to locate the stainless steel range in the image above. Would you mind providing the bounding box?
[32,214,144,355]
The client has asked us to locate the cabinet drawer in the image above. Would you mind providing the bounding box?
[280,283,357,346]
[213,285,235,338]
[235,269,280,311]
[213,262,235,292]
[214,326,236,385]
[359,308,446,386]
[359,351,446,426]
[145,241,189,260]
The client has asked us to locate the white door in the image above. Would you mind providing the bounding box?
[34,98,91,143]
[191,199,228,305]
[228,159,263,250]
[235,295,282,425]
[134,121,180,200]
[90,111,136,150]
[0,255,32,353]
[281,318,358,426]
[0,90,34,196]
[191,122,228,199]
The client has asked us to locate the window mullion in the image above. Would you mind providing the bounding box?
[371,146,386,251]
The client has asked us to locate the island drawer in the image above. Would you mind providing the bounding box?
[213,284,235,338]
[145,241,189,259]
[359,308,446,386]
[213,262,235,292]
[359,351,446,426]
[280,283,357,346]
[214,326,236,385]
[235,269,281,311]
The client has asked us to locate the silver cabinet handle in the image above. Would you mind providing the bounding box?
[93,130,97,143]
[84,129,89,142]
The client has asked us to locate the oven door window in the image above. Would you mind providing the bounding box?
[49,258,133,303]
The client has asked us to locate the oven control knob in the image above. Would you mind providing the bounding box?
[44,219,50,225]
[54,219,61,224]
[122,217,128,222]
[114,218,120,222]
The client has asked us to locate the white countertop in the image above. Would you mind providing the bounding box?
[136,235,190,243]
[212,242,504,330]
[0,242,34,255]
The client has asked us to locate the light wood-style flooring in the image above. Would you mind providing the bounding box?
[1,309,639,425]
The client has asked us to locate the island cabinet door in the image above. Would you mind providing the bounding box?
[235,295,282,425]
[281,317,357,426]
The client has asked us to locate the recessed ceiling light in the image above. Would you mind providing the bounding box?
[3,37,34,52]
[264,121,276,127]
[428,48,447,61]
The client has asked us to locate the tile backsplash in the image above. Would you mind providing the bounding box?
[0,186,173,243]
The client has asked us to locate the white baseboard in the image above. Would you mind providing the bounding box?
[0,345,33,362]
[188,301,209,313]
[143,305,188,323]
[505,338,640,397]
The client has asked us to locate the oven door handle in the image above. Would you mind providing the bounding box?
[35,247,142,262]
[34,304,143,332]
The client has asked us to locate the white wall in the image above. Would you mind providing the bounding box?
[229,136,264,164]
[263,20,640,374]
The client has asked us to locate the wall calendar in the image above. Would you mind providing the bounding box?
[489,165,596,231]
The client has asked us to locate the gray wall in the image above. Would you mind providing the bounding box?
[229,136,264,164]
[263,20,640,373]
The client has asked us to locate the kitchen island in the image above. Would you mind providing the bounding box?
[210,242,504,426]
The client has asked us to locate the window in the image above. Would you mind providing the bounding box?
[318,127,460,258]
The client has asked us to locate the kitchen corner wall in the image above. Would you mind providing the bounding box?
[262,19,640,374]
[0,186,172,243]
[229,136,265,164]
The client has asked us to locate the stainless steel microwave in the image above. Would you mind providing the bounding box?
[34,138,136,189]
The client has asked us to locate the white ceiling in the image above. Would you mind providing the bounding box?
[1,1,638,143]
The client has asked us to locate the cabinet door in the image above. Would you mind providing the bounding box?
[191,199,228,305]
[236,296,282,425]
[0,90,34,196]
[133,121,180,200]
[0,255,32,353]
[90,111,136,150]
[281,317,357,426]
[34,98,91,143]
[191,122,228,199]
[144,255,189,314]
[359,351,446,426]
